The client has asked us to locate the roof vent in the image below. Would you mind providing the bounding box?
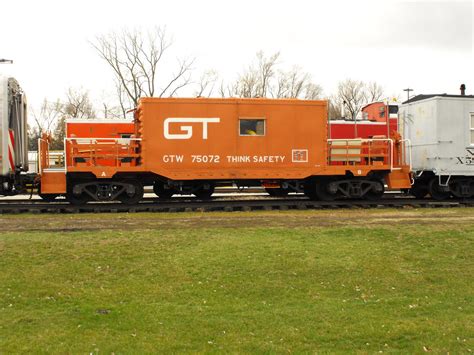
[460,84,466,96]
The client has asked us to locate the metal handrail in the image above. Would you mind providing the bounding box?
[65,137,142,169]
[399,139,412,171]
[37,138,49,174]
[327,138,393,170]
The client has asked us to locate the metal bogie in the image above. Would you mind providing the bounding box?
[410,171,474,200]
[427,177,451,200]
[317,178,384,200]
[330,178,384,199]
[449,177,474,198]
[67,179,144,205]
[302,175,387,201]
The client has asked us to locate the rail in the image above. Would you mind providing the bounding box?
[65,137,142,169]
[327,138,393,169]
[1,195,473,214]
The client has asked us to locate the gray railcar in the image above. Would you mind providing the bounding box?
[0,75,28,195]
[400,94,474,199]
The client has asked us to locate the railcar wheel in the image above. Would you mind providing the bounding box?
[194,184,215,200]
[153,182,175,199]
[67,186,89,205]
[449,178,474,198]
[428,178,450,200]
[315,179,338,201]
[365,180,385,200]
[118,180,144,205]
[265,188,289,197]
[39,193,59,202]
[303,181,318,200]
[409,184,429,199]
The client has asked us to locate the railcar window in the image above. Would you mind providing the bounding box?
[389,105,399,114]
[470,114,474,145]
[239,119,265,136]
[379,107,385,118]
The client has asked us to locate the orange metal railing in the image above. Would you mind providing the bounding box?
[65,138,142,168]
[327,138,393,168]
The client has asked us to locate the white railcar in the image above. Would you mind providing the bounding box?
[400,94,474,199]
[0,74,28,195]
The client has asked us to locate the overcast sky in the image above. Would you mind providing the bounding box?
[1,0,472,113]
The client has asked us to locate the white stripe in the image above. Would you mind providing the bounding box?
[8,130,15,170]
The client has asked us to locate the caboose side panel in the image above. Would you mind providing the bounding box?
[138,98,328,180]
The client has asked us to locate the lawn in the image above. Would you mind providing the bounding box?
[0,209,473,353]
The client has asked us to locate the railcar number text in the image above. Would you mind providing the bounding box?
[162,154,287,164]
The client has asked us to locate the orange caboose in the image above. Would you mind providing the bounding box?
[39,98,411,204]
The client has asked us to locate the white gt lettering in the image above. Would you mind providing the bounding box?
[163,155,184,163]
[164,117,220,140]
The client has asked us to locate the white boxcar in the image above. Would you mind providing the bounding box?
[400,94,474,198]
[0,74,28,194]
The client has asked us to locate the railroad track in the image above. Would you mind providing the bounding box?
[0,195,473,214]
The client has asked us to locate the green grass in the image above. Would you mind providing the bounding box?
[0,209,473,353]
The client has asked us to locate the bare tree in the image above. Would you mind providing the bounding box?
[91,27,194,114]
[256,51,280,97]
[31,99,63,135]
[50,88,96,150]
[98,87,124,119]
[273,67,323,99]
[274,67,308,98]
[28,88,98,150]
[366,81,384,103]
[328,95,343,120]
[227,51,323,100]
[335,79,385,120]
[194,70,219,97]
[63,87,95,119]
[230,51,280,98]
[303,83,324,100]
[218,80,228,98]
[28,99,63,150]
[335,79,366,120]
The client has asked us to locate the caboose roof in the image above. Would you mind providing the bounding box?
[403,94,474,104]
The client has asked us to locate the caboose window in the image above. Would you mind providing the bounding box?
[379,107,385,118]
[470,114,474,145]
[239,119,265,136]
[389,105,399,114]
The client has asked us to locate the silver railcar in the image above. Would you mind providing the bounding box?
[401,94,474,199]
[0,75,28,195]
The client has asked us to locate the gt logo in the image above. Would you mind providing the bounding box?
[164,117,220,140]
